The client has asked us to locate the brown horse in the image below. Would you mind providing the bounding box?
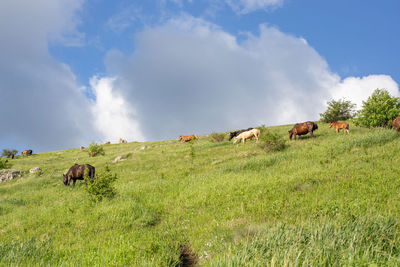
[21,150,33,156]
[179,135,198,142]
[63,164,95,187]
[289,121,318,140]
[329,122,349,134]
[392,116,400,131]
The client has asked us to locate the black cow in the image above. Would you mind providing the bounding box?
[63,164,95,187]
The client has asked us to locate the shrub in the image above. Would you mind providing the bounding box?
[210,132,226,142]
[257,130,287,153]
[87,142,105,157]
[320,98,356,123]
[354,89,400,128]
[84,166,117,202]
[1,149,18,158]
[0,158,11,169]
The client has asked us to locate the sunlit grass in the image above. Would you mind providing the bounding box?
[1,122,400,265]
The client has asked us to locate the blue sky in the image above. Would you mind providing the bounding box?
[1,0,399,152]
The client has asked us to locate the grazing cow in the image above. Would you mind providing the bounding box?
[63,164,95,187]
[80,146,85,151]
[392,116,400,132]
[103,141,111,145]
[21,150,33,156]
[289,121,318,140]
[119,138,127,144]
[329,122,349,134]
[233,129,260,144]
[179,135,198,142]
[228,128,254,141]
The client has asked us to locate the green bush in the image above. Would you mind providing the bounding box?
[210,132,226,142]
[257,130,287,153]
[0,159,11,169]
[1,149,18,158]
[354,89,400,128]
[87,141,105,157]
[84,166,117,202]
[320,98,356,123]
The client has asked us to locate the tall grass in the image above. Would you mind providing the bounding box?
[210,216,400,266]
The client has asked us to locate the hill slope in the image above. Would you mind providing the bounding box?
[1,123,400,266]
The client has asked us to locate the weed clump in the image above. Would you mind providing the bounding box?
[87,141,105,157]
[210,132,226,142]
[84,166,117,202]
[0,159,11,169]
[257,130,287,153]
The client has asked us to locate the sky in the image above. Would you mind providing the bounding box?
[1,0,399,153]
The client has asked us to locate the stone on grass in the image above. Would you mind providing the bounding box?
[0,169,22,183]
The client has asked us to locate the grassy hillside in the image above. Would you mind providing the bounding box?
[1,122,400,266]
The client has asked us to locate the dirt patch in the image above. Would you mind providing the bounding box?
[180,245,197,267]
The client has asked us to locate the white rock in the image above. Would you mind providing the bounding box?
[0,170,22,183]
[29,167,41,174]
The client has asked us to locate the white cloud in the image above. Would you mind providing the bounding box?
[90,77,144,143]
[102,17,331,140]
[102,16,399,142]
[0,0,92,152]
[330,75,400,109]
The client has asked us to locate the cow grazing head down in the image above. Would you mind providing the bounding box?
[63,164,95,187]
[288,129,294,140]
[233,129,260,144]
[63,174,68,185]
[288,121,317,140]
[228,128,254,141]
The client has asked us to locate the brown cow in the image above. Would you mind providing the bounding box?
[63,164,95,187]
[21,150,33,156]
[289,121,318,140]
[392,116,400,131]
[329,122,349,134]
[179,135,198,142]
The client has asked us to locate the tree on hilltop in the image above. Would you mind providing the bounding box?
[1,149,18,158]
[320,98,356,123]
[354,89,400,128]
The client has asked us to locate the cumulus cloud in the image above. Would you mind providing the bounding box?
[0,0,92,152]
[103,17,332,140]
[101,16,399,142]
[330,75,400,109]
[90,77,144,142]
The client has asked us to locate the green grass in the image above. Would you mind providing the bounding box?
[1,122,400,266]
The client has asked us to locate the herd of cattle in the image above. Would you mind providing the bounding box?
[7,116,400,187]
